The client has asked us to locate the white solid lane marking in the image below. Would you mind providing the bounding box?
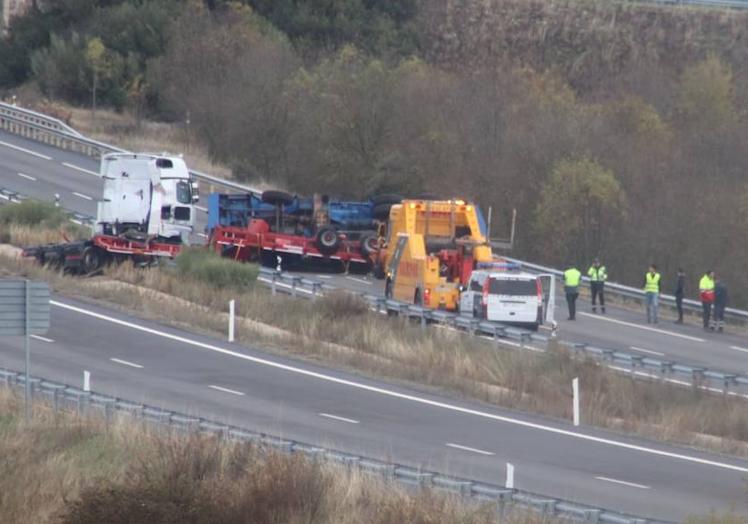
[345,276,372,285]
[578,312,704,342]
[17,172,36,181]
[62,162,99,177]
[0,140,52,160]
[50,299,748,474]
[595,476,650,490]
[730,346,748,354]
[208,384,245,396]
[195,205,208,212]
[315,275,333,279]
[629,346,666,357]
[197,233,209,238]
[72,191,93,201]
[445,443,495,456]
[110,358,143,369]
[30,335,54,343]
[319,412,359,424]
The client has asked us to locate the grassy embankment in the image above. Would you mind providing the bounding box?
[1,200,748,460]
[0,387,552,524]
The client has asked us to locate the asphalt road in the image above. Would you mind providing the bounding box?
[0,295,747,520]
[1,128,748,378]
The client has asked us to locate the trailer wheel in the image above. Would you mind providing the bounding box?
[360,233,379,257]
[261,190,294,206]
[315,226,339,255]
[81,246,105,275]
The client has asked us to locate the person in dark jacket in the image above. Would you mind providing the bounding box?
[713,279,728,332]
[674,268,685,324]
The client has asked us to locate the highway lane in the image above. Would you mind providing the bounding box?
[1,129,748,375]
[0,294,747,520]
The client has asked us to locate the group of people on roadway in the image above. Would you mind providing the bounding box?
[563,262,728,331]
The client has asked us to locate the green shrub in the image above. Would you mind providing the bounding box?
[174,248,258,289]
[0,200,69,228]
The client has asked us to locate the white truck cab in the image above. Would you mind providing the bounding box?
[96,153,198,242]
[460,269,555,331]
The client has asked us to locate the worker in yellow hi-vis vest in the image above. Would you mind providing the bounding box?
[643,264,661,324]
[699,270,715,331]
[564,265,582,320]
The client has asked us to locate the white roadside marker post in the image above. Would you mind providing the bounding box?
[83,370,90,392]
[572,377,580,427]
[228,299,235,343]
[505,462,515,489]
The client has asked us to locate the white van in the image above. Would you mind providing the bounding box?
[459,270,545,330]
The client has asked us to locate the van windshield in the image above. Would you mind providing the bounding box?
[489,278,536,296]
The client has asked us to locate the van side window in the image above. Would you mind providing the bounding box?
[470,276,484,292]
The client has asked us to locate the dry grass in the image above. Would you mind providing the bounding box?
[3,252,748,459]
[0,387,549,524]
[64,105,235,180]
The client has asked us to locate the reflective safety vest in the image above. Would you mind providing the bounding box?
[699,275,715,292]
[644,272,661,293]
[564,268,582,287]
[588,265,608,282]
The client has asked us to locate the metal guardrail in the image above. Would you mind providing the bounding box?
[257,267,748,396]
[3,100,748,393]
[644,0,748,8]
[0,367,665,524]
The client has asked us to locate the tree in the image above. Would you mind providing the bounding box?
[85,37,108,119]
[676,55,736,132]
[534,158,626,265]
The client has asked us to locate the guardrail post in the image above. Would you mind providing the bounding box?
[291,277,297,298]
[271,272,277,296]
[420,310,426,329]
[228,299,235,342]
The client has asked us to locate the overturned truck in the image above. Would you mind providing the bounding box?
[23,153,199,273]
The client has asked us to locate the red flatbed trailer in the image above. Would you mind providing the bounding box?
[210,220,370,269]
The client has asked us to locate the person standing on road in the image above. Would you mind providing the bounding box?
[713,278,728,332]
[643,264,661,324]
[699,270,715,331]
[564,265,582,320]
[674,268,686,324]
[587,258,608,314]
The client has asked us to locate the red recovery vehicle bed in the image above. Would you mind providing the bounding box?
[210,219,372,270]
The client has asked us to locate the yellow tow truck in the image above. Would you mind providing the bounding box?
[375,199,495,311]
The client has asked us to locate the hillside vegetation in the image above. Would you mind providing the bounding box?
[2,0,748,304]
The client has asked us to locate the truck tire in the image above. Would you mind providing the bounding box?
[372,193,402,206]
[373,203,393,220]
[261,190,294,206]
[315,226,339,255]
[81,246,105,275]
[360,233,379,257]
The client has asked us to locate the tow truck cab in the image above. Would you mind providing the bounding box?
[96,153,198,242]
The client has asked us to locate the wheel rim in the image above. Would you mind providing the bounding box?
[322,231,336,246]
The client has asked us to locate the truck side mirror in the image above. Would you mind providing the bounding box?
[192,194,200,203]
